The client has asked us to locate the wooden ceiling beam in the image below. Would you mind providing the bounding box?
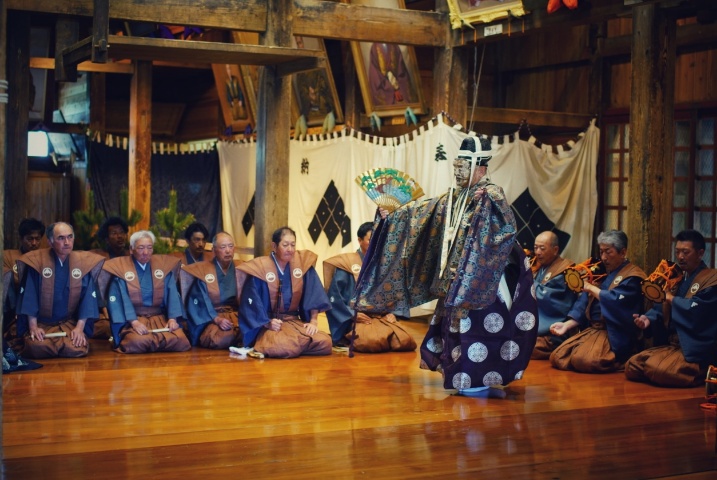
[468,107,594,129]
[6,0,448,47]
[60,35,326,75]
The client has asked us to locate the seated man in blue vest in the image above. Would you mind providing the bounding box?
[101,230,191,354]
[16,222,104,358]
[181,231,243,349]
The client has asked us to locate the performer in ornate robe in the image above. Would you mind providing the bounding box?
[17,222,104,358]
[101,230,190,354]
[531,231,578,359]
[324,222,416,353]
[626,230,717,387]
[181,232,244,349]
[353,136,538,394]
[237,227,332,358]
[550,230,647,373]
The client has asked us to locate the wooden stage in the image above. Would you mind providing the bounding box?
[3,317,716,479]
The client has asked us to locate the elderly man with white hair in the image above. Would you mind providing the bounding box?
[100,230,190,353]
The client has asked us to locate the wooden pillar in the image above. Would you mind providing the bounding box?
[90,72,106,134]
[627,5,676,271]
[433,0,467,124]
[128,60,152,231]
[3,10,30,250]
[342,41,361,130]
[254,0,293,255]
[587,22,607,120]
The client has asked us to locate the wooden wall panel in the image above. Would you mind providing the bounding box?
[26,172,72,226]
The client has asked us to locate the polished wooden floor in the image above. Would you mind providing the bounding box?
[2,317,716,479]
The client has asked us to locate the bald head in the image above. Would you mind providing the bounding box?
[213,231,235,267]
[533,231,559,267]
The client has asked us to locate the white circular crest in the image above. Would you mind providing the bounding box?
[124,271,136,282]
[467,342,488,363]
[452,372,472,390]
[42,267,53,278]
[205,274,216,283]
[265,272,276,283]
[483,371,503,386]
[154,269,164,279]
[531,282,537,299]
[544,272,552,282]
[71,268,82,279]
[523,257,531,270]
[459,317,472,333]
[614,275,623,285]
[351,263,361,274]
[500,340,520,361]
[514,370,525,380]
[425,335,443,354]
[293,267,303,278]
[109,295,117,302]
[13,264,18,273]
[690,283,700,294]
[484,313,504,333]
[515,311,536,331]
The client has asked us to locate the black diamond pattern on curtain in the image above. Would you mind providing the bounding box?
[242,194,255,236]
[511,188,571,253]
[308,180,352,247]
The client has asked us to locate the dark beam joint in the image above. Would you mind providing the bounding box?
[55,16,80,82]
[275,57,325,77]
[61,36,93,68]
[92,0,109,63]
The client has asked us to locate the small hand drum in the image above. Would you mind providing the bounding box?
[564,257,605,294]
[641,259,683,303]
[701,365,717,411]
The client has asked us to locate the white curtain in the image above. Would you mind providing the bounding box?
[217,114,598,277]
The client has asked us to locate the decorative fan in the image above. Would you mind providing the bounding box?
[355,168,425,212]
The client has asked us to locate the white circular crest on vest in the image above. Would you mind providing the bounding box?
[265,272,276,283]
[451,345,461,361]
[154,269,164,279]
[544,272,552,282]
[467,342,488,362]
[351,263,361,274]
[124,271,136,282]
[109,295,117,302]
[13,264,18,273]
[483,371,503,386]
[452,372,472,390]
[425,335,443,353]
[484,313,504,333]
[293,267,303,278]
[614,275,623,285]
[72,268,82,279]
[515,311,536,331]
[524,257,531,270]
[205,274,216,283]
[690,283,700,294]
[42,267,53,278]
[193,299,198,305]
[500,340,520,361]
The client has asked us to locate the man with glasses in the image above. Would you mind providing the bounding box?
[180,231,244,349]
[16,222,104,358]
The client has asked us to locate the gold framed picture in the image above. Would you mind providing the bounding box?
[446,0,528,29]
[291,35,344,127]
[212,63,254,135]
[350,0,425,118]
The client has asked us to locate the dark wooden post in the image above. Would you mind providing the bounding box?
[128,60,152,231]
[433,0,467,124]
[627,4,676,271]
[4,10,30,249]
[254,0,293,255]
[1,0,8,431]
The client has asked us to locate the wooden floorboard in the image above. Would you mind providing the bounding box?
[2,318,716,479]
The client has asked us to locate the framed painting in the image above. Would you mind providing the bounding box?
[211,63,255,135]
[446,0,527,29]
[230,31,260,131]
[350,0,425,118]
[291,35,344,128]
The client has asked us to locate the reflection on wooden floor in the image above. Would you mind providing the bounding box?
[3,317,716,479]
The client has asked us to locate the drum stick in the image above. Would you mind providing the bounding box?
[151,328,170,333]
